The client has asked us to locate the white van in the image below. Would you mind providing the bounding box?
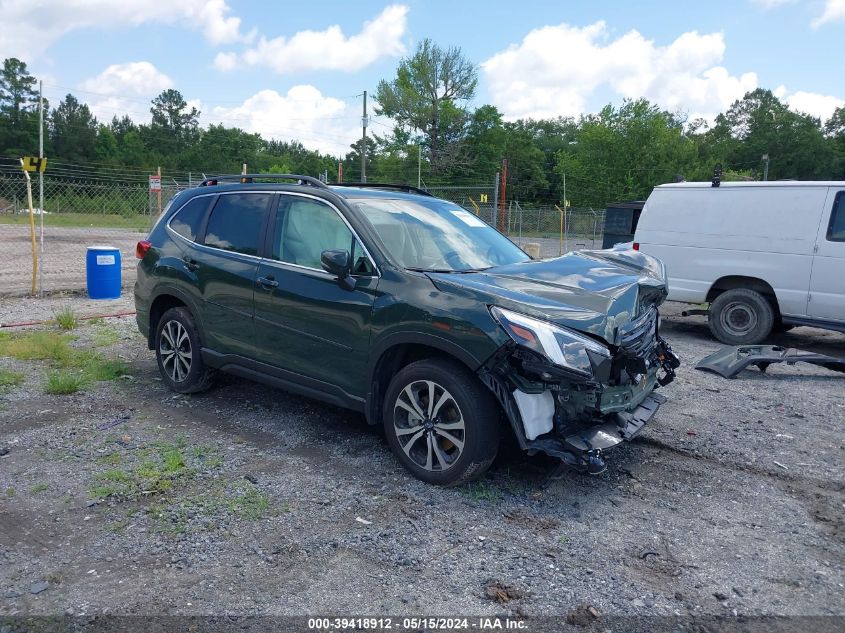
[633,181,845,344]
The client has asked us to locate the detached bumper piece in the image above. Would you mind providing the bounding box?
[564,392,667,452]
[695,345,845,379]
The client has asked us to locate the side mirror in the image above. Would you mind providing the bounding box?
[320,249,356,290]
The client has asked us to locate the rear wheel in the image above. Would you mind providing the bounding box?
[708,288,774,345]
[383,359,499,486]
[155,307,214,394]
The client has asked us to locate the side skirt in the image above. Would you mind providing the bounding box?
[201,348,366,413]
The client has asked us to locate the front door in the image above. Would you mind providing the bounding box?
[253,193,379,400]
[193,191,273,356]
[808,188,845,323]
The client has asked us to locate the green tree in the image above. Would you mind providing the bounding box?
[143,89,200,160]
[711,88,833,180]
[375,39,477,175]
[824,106,845,178]
[460,105,506,182]
[51,94,98,162]
[0,57,39,155]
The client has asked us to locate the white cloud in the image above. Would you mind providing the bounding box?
[214,4,408,74]
[78,61,174,121]
[209,86,361,156]
[0,0,244,61]
[482,21,757,122]
[812,0,845,27]
[775,85,844,122]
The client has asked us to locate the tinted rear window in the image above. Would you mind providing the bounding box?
[204,193,271,256]
[169,196,210,242]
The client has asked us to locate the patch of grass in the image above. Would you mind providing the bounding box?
[85,357,128,381]
[0,331,73,363]
[87,317,104,326]
[459,480,502,503]
[54,306,79,330]
[91,326,119,347]
[29,482,48,494]
[100,468,130,482]
[0,368,25,389]
[44,370,85,395]
[229,487,270,519]
[96,452,122,466]
[88,441,193,501]
[5,487,15,498]
[0,212,152,231]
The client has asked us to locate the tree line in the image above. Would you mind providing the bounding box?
[2,43,844,209]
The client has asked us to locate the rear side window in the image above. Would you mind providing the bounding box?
[169,196,210,242]
[204,193,271,255]
[828,192,845,242]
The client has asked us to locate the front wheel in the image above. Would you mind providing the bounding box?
[383,359,500,486]
[708,288,775,345]
[155,307,215,394]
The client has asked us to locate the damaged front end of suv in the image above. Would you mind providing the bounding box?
[443,247,680,474]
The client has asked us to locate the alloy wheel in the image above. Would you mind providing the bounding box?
[393,380,466,472]
[159,319,192,383]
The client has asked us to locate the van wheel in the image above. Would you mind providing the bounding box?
[383,359,499,486]
[155,307,215,394]
[708,288,774,345]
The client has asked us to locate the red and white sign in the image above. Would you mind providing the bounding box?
[148,175,161,192]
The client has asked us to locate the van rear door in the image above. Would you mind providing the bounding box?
[808,188,845,323]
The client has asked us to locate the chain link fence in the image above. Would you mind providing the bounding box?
[0,167,606,297]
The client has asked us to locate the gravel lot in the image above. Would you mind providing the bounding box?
[0,296,843,626]
[0,225,142,297]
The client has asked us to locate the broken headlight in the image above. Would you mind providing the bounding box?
[491,307,611,377]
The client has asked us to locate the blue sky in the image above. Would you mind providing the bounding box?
[1,0,843,156]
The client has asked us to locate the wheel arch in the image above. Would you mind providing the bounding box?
[365,332,487,426]
[147,287,203,349]
[706,275,781,315]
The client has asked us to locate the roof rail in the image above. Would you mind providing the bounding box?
[198,174,329,189]
[332,182,433,197]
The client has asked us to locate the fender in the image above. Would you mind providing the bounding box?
[364,330,493,425]
[147,283,206,349]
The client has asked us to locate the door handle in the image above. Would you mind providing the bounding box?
[182,256,199,271]
[257,275,279,289]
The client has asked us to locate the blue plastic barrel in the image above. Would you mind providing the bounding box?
[86,245,121,299]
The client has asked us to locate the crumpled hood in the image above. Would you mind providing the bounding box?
[427,246,668,345]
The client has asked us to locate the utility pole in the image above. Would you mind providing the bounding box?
[498,160,508,233]
[38,80,44,298]
[417,144,421,189]
[762,154,770,181]
[361,91,368,183]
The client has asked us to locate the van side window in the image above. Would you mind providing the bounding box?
[828,192,845,242]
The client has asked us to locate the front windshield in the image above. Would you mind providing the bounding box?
[352,197,530,272]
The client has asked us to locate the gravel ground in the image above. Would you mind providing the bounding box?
[0,297,843,625]
[0,225,142,297]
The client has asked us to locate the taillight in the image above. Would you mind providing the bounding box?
[632,242,640,251]
[136,240,152,259]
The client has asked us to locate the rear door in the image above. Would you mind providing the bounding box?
[808,188,845,322]
[192,191,273,356]
[253,193,379,399]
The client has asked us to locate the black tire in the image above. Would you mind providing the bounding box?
[154,307,215,394]
[382,358,499,486]
[708,288,775,345]
[772,320,795,334]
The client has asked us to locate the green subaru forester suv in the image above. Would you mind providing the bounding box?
[135,175,679,485]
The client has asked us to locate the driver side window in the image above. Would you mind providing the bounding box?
[273,197,353,269]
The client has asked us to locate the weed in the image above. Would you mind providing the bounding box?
[100,469,130,482]
[54,306,79,330]
[91,327,119,347]
[96,452,122,466]
[229,487,270,519]
[460,480,502,502]
[44,370,85,395]
[87,317,104,326]
[86,357,128,381]
[5,487,15,497]
[0,368,24,389]
[0,331,72,363]
[29,482,49,494]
